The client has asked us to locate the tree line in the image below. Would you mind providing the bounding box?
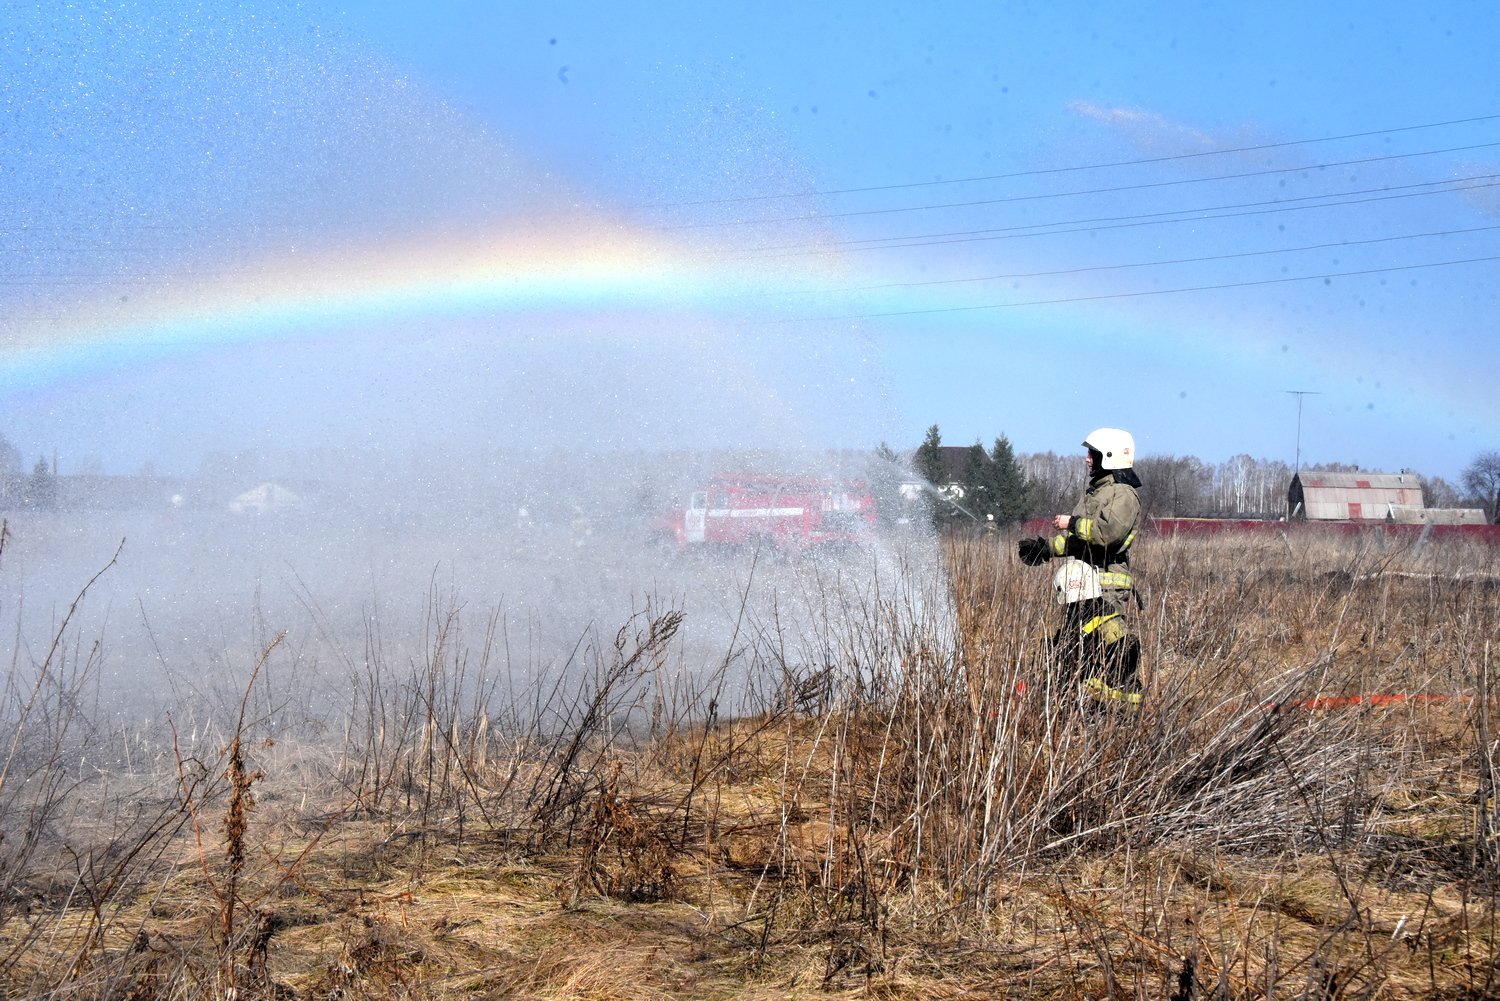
[6,426,1498,525]
[905,425,1500,525]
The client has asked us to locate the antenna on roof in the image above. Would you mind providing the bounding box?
[1282,390,1322,473]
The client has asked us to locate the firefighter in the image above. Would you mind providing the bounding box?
[1018,428,1143,708]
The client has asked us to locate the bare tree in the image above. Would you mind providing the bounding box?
[1422,474,1461,510]
[1462,450,1500,523]
[1020,450,1081,519]
[1212,454,1293,518]
[1134,454,1211,518]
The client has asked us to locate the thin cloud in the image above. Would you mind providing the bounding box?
[1066,100,1258,158]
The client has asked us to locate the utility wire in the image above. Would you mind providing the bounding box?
[9,130,1495,258]
[780,224,1500,295]
[6,121,1498,290]
[8,118,1496,235]
[660,141,1500,229]
[735,176,1500,258]
[651,114,1500,206]
[782,255,1500,322]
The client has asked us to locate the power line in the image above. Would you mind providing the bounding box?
[6,121,1497,296]
[779,254,1500,323]
[8,132,1494,268]
[736,176,1500,258]
[15,118,1489,239]
[780,224,1500,296]
[649,114,1500,206]
[660,141,1500,230]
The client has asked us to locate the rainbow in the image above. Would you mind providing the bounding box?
[8,217,1489,473]
[0,222,835,396]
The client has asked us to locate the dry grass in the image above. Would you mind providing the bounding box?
[3,528,1500,998]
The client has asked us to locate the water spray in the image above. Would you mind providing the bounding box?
[908,477,985,524]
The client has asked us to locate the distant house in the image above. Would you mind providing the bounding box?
[229,482,302,515]
[1288,470,1421,521]
[930,445,990,499]
[1287,469,1483,524]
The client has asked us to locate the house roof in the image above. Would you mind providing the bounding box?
[1294,470,1421,492]
[1388,506,1488,525]
[1289,469,1424,521]
[229,482,302,514]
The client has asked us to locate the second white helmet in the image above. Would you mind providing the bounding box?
[1053,559,1102,605]
[1083,428,1135,469]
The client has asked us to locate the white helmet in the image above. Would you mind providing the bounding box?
[1083,428,1135,470]
[1053,559,1102,605]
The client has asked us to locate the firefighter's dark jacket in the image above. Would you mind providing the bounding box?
[1048,468,1142,588]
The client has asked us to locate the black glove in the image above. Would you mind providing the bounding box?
[1017,536,1051,566]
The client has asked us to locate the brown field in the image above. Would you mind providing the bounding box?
[4,528,1500,999]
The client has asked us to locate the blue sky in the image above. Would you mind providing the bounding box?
[3,1,1497,482]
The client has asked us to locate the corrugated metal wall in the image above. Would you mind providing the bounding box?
[1289,471,1424,521]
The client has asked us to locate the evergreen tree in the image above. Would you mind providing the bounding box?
[27,457,57,510]
[912,425,959,527]
[913,425,945,487]
[959,441,993,524]
[987,434,1035,525]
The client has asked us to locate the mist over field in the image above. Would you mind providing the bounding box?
[1,446,946,734]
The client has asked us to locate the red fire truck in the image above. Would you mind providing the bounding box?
[651,474,877,554]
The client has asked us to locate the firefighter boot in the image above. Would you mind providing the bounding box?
[1082,632,1142,712]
